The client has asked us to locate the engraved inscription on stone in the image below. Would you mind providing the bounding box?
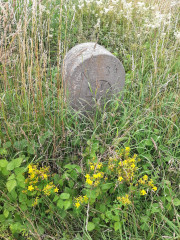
[63,42,125,110]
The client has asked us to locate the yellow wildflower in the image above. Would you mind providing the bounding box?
[140,190,147,195]
[28,185,34,191]
[118,176,123,182]
[43,174,48,180]
[86,178,93,185]
[139,178,145,184]
[54,187,59,193]
[28,166,33,174]
[125,147,130,152]
[93,174,98,179]
[97,163,102,169]
[75,202,80,208]
[90,165,95,170]
[152,186,157,191]
[131,163,136,169]
[30,173,35,179]
[117,194,131,205]
[143,175,148,181]
[85,174,90,179]
[148,179,154,187]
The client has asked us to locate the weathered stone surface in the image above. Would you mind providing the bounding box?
[63,42,125,110]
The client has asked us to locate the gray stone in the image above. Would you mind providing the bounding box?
[63,42,125,110]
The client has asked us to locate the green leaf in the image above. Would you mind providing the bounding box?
[0,159,8,168]
[151,203,160,213]
[140,223,149,231]
[99,204,106,212]
[10,222,23,234]
[92,217,100,224]
[53,195,59,202]
[7,158,23,170]
[63,200,71,210]
[10,189,17,200]
[13,157,23,168]
[1,168,10,176]
[14,167,25,175]
[114,221,122,231]
[8,174,15,181]
[86,189,97,200]
[173,198,180,206]
[7,161,15,171]
[3,209,9,218]
[101,183,113,191]
[19,203,27,211]
[6,180,17,192]
[57,199,64,209]
[19,193,27,203]
[166,196,172,202]
[144,139,153,147]
[60,193,70,200]
[16,173,25,182]
[69,180,74,188]
[87,222,95,231]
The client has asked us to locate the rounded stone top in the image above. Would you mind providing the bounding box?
[63,42,125,110]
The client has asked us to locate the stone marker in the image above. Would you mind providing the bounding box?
[63,42,125,110]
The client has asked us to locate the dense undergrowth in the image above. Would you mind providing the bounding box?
[0,0,180,239]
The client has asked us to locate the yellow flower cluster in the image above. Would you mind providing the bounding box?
[89,162,103,171]
[85,161,104,187]
[24,164,59,206]
[85,171,104,187]
[43,182,58,196]
[108,147,138,184]
[138,175,157,195]
[117,194,131,205]
[74,195,88,208]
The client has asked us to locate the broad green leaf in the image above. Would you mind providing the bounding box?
[1,168,10,176]
[173,198,180,206]
[87,222,95,231]
[140,223,149,231]
[6,180,17,192]
[166,196,172,202]
[14,167,25,175]
[60,193,70,200]
[10,189,17,200]
[16,173,25,182]
[57,199,64,209]
[101,183,113,191]
[0,159,8,168]
[13,158,23,168]
[114,221,122,231]
[3,209,9,218]
[7,158,23,171]
[19,193,27,203]
[10,222,23,234]
[8,174,15,181]
[86,189,97,200]
[19,203,27,211]
[63,200,71,210]
[92,218,100,224]
[7,161,15,171]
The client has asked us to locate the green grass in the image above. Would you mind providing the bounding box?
[0,0,180,239]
